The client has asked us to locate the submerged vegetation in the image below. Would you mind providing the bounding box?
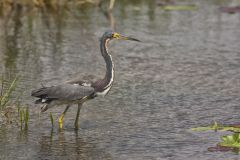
[159,4,197,11]
[0,0,99,8]
[18,105,29,130]
[192,122,240,153]
[192,121,240,132]
[49,112,54,128]
[0,75,19,124]
[0,76,18,110]
[0,75,29,130]
[0,0,100,18]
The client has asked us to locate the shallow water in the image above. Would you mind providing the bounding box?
[0,0,240,159]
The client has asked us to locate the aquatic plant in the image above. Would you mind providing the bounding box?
[19,108,23,128]
[220,6,240,14]
[49,112,54,128]
[0,76,19,124]
[0,75,29,130]
[0,76,18,110]
[156,0,197,11]
[159,5,197,11]
[0,0,104,21]
[0,0,99,8]
[220,133,240,148]
[192,121,240,153]
[191,121,240,132]
[24,106,29,129]
[19,106,29,130]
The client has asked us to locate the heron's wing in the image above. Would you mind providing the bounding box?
[65,75,98,85]
[31,84,95,101]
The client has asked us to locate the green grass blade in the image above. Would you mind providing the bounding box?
[20,109,23,130]
[24,106,29,129]
[49,112,54,128]
[0,76,19,109]
[160,5,197,11]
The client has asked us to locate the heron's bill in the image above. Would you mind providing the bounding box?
[113,33,141,42]
[120,36,141,42]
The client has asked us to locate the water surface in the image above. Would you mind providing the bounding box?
[0,0,240,159]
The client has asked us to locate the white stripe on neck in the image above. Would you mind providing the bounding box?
[96,85,112,96]
[104,54,114,89]
[97,38,114,96]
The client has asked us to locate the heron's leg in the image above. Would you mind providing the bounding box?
[58,105,70,129]
[74,103,82,130]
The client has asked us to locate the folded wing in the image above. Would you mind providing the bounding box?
[31,84,95,101]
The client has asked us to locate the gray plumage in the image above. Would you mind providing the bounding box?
[32,84,95,101]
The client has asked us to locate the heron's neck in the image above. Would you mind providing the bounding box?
[99,38,115,90]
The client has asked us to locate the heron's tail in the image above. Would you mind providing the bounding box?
[34,98,51,104]
[31,87,49,98]
[32,87,54,112]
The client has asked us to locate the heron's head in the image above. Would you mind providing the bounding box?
[103,31,140,42]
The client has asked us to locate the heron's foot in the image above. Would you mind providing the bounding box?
[57,105,70,129]
[58,114,64,129]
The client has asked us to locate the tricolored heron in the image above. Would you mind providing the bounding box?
[31,31,140,129]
